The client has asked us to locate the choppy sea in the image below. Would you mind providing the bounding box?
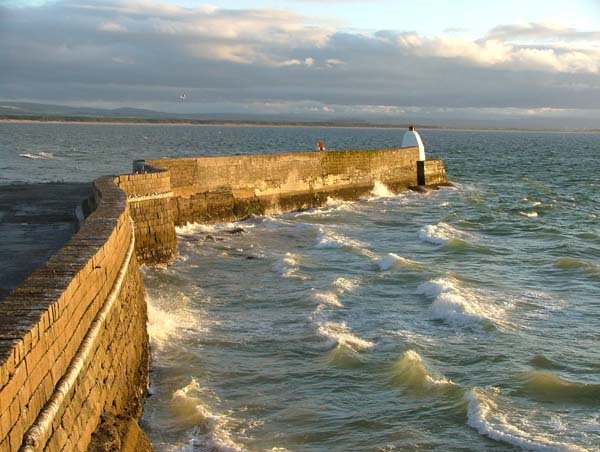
[1,123,599,451]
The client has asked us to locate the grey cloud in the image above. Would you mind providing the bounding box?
[1,0,599,120]
[486,23,600,42]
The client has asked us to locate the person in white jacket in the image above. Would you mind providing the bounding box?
[401,125,425,161]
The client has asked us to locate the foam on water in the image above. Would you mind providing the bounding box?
[146,291,207,349]
[19,151,55,159]
[520,211,539,218]
[312,291,343,308]
[325,197,354,211]
[418,222,468,245]
[308,286,373,352]
[384,329,436,347]
[390,350,455,390]
[466,388,588,452]
[333,277,360,294]
[416,277,507,327]
[314,321,375,352]
[370,181,395,198]
[375,253,421,271]
[315,227,357,249]
[315,227,375,259]
[176,222,240,236]
[170,379,244,452]
[271,253,308,280]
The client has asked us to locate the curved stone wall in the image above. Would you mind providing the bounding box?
[0,177,150,452]
[0,146,447,452]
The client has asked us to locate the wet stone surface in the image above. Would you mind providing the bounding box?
[0,182,93,300]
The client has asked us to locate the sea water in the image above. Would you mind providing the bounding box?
[1,124,599,451]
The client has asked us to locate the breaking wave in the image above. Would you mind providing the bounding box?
[271,253,308,280]
[314,320,375,352]
[370,181,395,198]
[176,222,243,236]
[375,253,422,271]
[333,277,359,294]
[170,379,244,452]
[520,211,539,218]
[146,291,206,349]
[416,277,507,327]
[312,291,343,308]
[466,388,587,452]
[19,151,55,159]
[389,350,455,390]
[418,222,468,245]
[315,227,376,259]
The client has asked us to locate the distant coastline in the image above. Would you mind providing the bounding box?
[1,115,598,134]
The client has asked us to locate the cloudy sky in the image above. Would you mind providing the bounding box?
[1,0,599,126]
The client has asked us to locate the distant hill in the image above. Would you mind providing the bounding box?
[0,101,598,132]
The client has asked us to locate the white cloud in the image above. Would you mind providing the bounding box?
[383,31,600,74]
[98,21,127,32]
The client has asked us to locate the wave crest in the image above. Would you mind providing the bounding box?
[418,222,467,245]
[370,181,395,198]
[466,388,587,452]
[315,321,374,352]
[375,253,421,271]
[390,350,455,390]
[272,253,308,280]
[519,370,600,404]
[19,151,55,159]
[171,379,244,452]
[416,277,506,327]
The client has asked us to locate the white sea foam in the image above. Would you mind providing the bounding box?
[384,329,435,347]
[375,253,421,271]
[312,291,343,308]
[146,291,207,348]
[520,211,539,218]
[314,321,375,351]
[271,253,308,280]
[466,388,587,452]
[416,277,506,327]
[418,222,466,245]
[171,379,244,452]
[333,277,359,294]
[176,222,237,236]
[19,151,55,159]
[370,181,395,198]
[315,227,378,260]
[292,198,354,218]
[315,228,346,249]
[325,196,353,209]
[308,289,373,351]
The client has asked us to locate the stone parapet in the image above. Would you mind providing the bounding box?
[145,147,445,226]
[0,177,150,452]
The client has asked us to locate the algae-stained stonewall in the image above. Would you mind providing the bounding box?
[0,142,447,451]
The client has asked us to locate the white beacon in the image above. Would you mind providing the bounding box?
[402,125,425,161]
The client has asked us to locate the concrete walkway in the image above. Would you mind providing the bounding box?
[0,183,94,300]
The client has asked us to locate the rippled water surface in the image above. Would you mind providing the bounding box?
[2,124,599,451]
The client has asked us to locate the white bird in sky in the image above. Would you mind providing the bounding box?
[180,93,186,101]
